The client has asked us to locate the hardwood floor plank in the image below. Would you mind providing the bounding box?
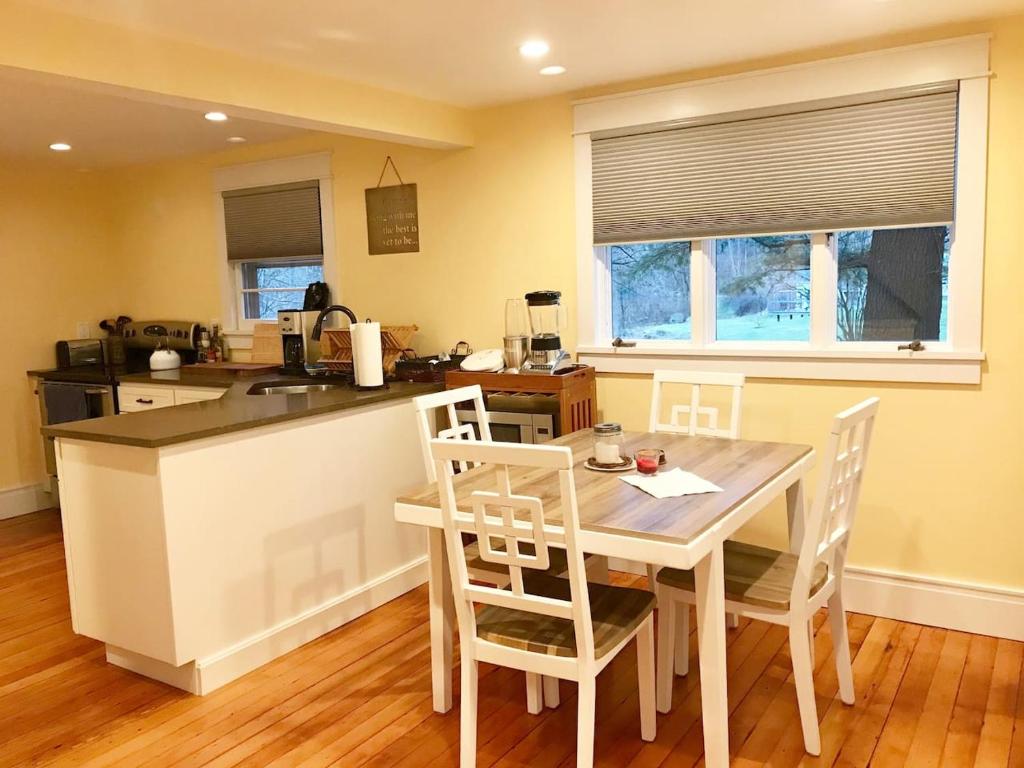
[940,633,999,767]
[903,630,973,768]
[973,639,1023,767]
[1008,648,1024,768]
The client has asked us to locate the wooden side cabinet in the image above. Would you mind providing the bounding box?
[444,366,597,437]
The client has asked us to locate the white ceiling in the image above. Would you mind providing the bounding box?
[23,0,1024,107]
[0,70,308,169]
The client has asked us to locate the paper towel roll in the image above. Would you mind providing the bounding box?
[351,321,384,387]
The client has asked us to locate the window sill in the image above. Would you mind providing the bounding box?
[575,345,984,384]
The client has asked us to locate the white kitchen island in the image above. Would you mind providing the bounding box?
[44,377,440,694]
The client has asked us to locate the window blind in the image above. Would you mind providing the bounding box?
[223,180,323,260]
[591,87,958,244]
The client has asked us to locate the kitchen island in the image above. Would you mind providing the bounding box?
[43,377,441,694]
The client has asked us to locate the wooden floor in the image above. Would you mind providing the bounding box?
[3,510,1023,767]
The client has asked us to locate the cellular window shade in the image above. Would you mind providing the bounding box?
[223,180,323,260]
[591,88,958,244]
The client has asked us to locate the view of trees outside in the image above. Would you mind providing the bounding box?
[609,227,948,342]
[610,241,692,340]
[240,260,324,320]
[836,227,949,341]
[715,235,811,341]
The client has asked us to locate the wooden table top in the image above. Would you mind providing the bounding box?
[397,431,813,545]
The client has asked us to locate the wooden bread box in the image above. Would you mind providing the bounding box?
[444,365,597,437]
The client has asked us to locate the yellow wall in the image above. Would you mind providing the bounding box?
[0,165,123,489]
[4,15,1022,591]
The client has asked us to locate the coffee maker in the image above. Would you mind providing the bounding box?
[277,310,334,375]
[523,290,572,373]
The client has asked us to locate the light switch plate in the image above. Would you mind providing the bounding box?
[76,322,90,339]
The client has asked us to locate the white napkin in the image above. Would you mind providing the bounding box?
[620,468,723,499]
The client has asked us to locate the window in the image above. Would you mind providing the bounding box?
[214,154,335,331]
[715,235,811,342]
[611,241,691,340]
[237,258,325,321]
[836,227,949,342]
[575,39,988,383]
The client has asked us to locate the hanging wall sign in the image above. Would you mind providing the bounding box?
[365,156,419,254]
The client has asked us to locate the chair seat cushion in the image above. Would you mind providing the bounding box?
[475,573,655,659]
[655,540,828,611]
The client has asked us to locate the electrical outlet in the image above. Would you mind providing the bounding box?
[76,322,91,339]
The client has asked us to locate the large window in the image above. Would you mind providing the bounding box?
[577,41,988,382]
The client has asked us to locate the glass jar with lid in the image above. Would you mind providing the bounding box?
[593,422,624,465]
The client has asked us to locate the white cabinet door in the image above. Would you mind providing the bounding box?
[119,385,175,412]
[174,387,227,405]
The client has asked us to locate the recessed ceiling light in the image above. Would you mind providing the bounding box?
[226,136,247,143]
[204,111,229,122]
[539,65,566,76]
[518,40,549,58]
[49,142,72,151]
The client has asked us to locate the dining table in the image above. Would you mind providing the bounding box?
[393,429,815,767]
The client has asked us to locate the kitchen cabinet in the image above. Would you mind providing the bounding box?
[118,384,226,412]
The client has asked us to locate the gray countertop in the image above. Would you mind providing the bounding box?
[118,370,240,388]
[41,376,443,449]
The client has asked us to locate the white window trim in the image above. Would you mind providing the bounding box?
[573,37,989,385]
[213,152,337,333]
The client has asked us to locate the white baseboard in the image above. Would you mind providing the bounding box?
[106,555,429,695]
[843,566,1024,643]
[0,483,55,521]
[607,558,1024,642]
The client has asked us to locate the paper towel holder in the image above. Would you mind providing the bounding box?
[353,317,389,392]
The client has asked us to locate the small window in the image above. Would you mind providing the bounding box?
[836,226,949,342]
[610,241,692,340]
[238,258,324,321]
[714,235,811,341]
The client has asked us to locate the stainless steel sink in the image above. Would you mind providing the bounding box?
[247,381,349,396]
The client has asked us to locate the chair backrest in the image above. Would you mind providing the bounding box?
[648,370,745,439]
[412,385,492,483]
[792,398,880,604]
[430,438,596,661]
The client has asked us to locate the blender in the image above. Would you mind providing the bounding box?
[524,290,572,373]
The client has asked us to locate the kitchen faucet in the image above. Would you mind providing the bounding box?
[311,305,358,341]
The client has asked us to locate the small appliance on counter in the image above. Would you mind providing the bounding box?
[523,290,573,374]
[277,309,337,376]
[56,339,104,369]
[122,321,200,371]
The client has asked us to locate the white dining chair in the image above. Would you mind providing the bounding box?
[653,397,879,756]
[648,369,745,439]
[430,438,657,768]
[413,386,576,711]
[646,370,746,628]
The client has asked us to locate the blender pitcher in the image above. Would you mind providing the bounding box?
[524,290,570,372]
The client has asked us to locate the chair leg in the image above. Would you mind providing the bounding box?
[637,616,657,741]
[789,620,821,756]
[461,655,478,768]
[526,672,543,714]
[543,675,561,709]
[645,563,658,592]
[808,617,816,667]
[726,612,739,629]
[673,602,690,676]
[577,676,597,768]
[656,588,675,713]
[829,590,855,705]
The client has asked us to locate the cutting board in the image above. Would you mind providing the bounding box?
[251,323,285,365]
[181,362,279,376]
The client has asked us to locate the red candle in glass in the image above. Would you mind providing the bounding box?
[635,450,660,475]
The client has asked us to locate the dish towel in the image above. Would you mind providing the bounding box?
[620,468,723,499]
[42,384,90,425]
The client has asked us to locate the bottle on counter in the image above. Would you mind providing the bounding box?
[211,324,228,363]
[199,328,211,363]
